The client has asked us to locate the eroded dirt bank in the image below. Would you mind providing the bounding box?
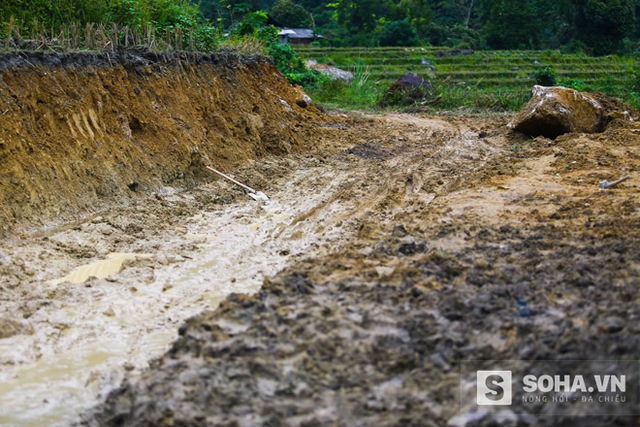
[82,114,639,426]
[0,49,325,237]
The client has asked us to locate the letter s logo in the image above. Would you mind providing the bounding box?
[485,374,505,401]
[477,371,512,405]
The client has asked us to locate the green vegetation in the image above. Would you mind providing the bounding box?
[311,64,379,109]
[199,0,639,56]
[0,0,222,52]
[531,66,558,86]
[227,11,326,86]
[296,46,638,112]
[0,1,638,113]
[2,1,639,56]
[379,20,420,47]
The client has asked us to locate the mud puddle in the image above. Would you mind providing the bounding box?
[0,163,370,426]
[8,112,596,426]
[1,111,457,426]
[84,114,639,427]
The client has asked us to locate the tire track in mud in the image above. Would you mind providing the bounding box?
[0,113,485,426]
[87,115,639,427]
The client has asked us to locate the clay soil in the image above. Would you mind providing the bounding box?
[84,114,639,427]
[0,53,638,427]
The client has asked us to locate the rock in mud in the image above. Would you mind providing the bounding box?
[508,85,634,139]
[306,59,353,83]
[379,72,434,107]
[0,317,34,339]
[293,86,313,108]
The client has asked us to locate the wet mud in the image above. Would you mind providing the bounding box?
[83,115,638,426]
[0,51,638,427]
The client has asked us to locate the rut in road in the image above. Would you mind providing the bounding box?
[0,113,505,426]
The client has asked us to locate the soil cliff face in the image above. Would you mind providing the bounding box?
[0,50,324,237]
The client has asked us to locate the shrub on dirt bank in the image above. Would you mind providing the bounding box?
[231,12,327,88]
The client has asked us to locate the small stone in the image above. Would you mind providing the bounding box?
[598,316,625,334]
[296,94,312,108]
[392,224,408,237]
[0,317,34,339]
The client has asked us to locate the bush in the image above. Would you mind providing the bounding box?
[378,74,434,108]
[622,38,640,57]
[307,63,383,110]
[231,13,325,88]
[378,19,419,47]
[267,38,326,87]
[106,0,149,28]
[531,66,557,86]
[631,68,640,93]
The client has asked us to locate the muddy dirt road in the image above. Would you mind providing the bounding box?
[1,111,638,426]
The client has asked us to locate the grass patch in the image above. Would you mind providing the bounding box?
[307,63,385,110]
[434,86,530,112]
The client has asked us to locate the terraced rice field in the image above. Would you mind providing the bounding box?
[296,46,637,110]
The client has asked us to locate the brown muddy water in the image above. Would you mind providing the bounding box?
[0,183,345,425]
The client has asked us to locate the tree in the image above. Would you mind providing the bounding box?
[428,0,465,26]
[378,18,419,45]
[331,0,390,33]
[636,0,640,36]
[479,0,540,49]
[270,0,310,27]
[454,0,476,27]
[221,0,254,25]
[199,0,277,27]
[574,0,636,54]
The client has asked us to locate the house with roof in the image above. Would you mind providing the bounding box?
[277,28,323,45]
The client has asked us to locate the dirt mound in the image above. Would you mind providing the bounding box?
[0,49,327,237]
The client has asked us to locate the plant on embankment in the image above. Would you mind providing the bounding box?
[228,11,327,88]
[0,2,324,90]
[306,62,384,110]
[0,0,222,52]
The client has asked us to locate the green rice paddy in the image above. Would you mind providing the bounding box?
[295,46,638,112]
